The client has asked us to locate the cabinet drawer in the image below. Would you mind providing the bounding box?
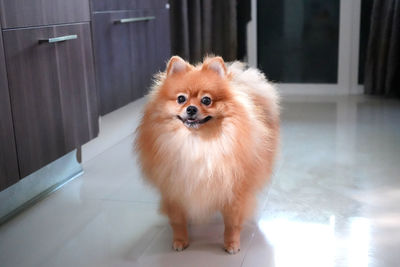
[3,23,99,177]
[91,0,168,12]
[0,0,90,29]
[92,9,170,115]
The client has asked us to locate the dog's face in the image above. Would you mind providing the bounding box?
[157,56,234,130]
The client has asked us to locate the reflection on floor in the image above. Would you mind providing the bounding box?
[1,95,400,267]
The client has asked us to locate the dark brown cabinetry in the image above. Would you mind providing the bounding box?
[0,24,20,191]
[91,0,168,12]
[91,2,171,115]
[3,23,99,178]
[0,0,90,29]
[0,0,170,191]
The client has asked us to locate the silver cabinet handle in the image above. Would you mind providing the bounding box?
[115,16,155,24]
[39,35,78,44]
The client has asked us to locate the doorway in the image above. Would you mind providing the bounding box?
[251,0,370,95]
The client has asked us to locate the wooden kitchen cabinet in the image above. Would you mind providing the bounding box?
[0,0,90,29]
[0,0,169,190]
[3,23,99,178]
[92,7,171,115]
[91,0,168,12]
[0,23,20,190]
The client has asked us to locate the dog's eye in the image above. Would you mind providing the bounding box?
[201,96,211,106]
[177,95,186,104]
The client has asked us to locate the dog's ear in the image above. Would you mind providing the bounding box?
[202,57,227,78]
[166,56,190,76]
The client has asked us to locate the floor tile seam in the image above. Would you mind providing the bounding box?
[135,226,168,266]
[239,225,258,267]
[99,198,159,205]
[30,204,105,267]
[82,133,136,166]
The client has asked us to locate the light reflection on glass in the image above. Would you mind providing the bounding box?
[258,216,371,267]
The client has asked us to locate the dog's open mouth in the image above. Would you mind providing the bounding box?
[177,115,212,128]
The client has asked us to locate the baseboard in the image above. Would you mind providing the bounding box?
[0,150,82,225]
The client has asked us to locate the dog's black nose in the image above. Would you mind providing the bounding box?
[186,106,198,116]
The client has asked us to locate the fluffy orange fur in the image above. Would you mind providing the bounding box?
[135,56,279,254]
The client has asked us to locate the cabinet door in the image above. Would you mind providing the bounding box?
[0,26,20,190]
[92,8,171,115]
[3,23,99,178]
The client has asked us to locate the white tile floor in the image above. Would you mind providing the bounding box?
[1,95,400,267]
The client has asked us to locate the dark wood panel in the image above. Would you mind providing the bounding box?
[0,0,90,29]
[133,8,171,96]
[91,0,168,12]
[152,8,171,87]
[0,25,20,190]
[92,8,171,115]
[3,23,99,178]
[92,11,134,115]
[54,24,99,150]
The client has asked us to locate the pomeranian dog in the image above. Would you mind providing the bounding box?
[135,56,279,254]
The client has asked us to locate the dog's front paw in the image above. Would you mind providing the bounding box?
[172,239,189,252]
[224,242,240,255]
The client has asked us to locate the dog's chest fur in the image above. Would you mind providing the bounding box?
[154,124,238,219]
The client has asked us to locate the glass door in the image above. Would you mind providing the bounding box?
[250,0,365,95]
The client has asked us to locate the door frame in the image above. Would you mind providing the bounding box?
[247,0,363,95]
